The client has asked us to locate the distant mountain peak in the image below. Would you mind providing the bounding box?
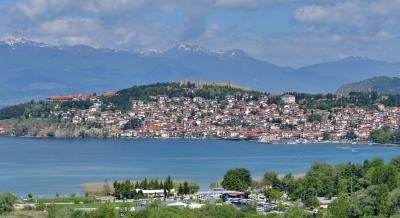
[139,48,164,56]
[0,36,52,48]
[170,43,211,55]
[177,43,205,52]
[225,49,246,58]
[163,43,249,59]
[1,36,28,46]
[342,56,373,61]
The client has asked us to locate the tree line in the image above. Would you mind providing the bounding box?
[112,176,199,199]
[113,176,174,199]
[220,156,400,217]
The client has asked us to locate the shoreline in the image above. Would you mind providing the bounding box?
[1,134,398,147]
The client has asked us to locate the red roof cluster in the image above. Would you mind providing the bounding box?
[45,94,92,102]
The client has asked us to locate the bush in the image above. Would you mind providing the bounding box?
[0,192,17,214]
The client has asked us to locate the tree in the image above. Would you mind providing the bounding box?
[265,188,282,202]
[367,165,397,190]
[27,193,33,201]
[307,162,336,197]
[122,118,143,130]
[209,181,220,190]
[304,196,320,208]
[369,128,394,144]
[323,132,330,141]
[164,176,173,196]
[178,184,183,195]
[350,185,389,217]
[307,113,322,122]
[263,171,280,189]
[389,156,400,171]
[0,192,17,214]
[221,168,252,191]
[328,193,350,218]
[388,188,400,216]
[282,173,295,193]
[183,181,190,195]
[345,130,357,140]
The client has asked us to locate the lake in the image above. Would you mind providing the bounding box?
[1,137,400,197]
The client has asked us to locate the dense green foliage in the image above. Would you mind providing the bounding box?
[288,91,400,110]
[60,100,93,110]
[103,82,263,111]
[122,118,143,130]
[100,94,132,113]
[345,130,358,140]
[177,181,199,195]
[242,156,400,217]
[43,202,311,218]
[307,113,322,122]
[221,168,252,191]
[0,101,53,120]
[193,85,261,101]
[323,132,331,140]
[369,128,399,144]
[118,82,194,99]
[291,158,400,217]
[0,104,26,120]
[0,192,17,214]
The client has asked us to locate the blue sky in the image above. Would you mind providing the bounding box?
[1,0,400,67]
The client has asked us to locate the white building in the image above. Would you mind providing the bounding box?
[282,95,296,104]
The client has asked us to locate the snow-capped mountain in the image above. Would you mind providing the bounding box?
[0,36,50,48]
[0,37,399,106]
[0,37,290,106]
[140,43,248,59]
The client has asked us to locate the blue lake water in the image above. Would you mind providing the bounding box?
[1,137,400,197]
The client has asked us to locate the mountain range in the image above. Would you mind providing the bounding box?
[337,76,400,95]
[1,36,400,106]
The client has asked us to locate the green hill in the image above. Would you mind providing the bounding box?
[337,76,400,95]
[101,82,263,112]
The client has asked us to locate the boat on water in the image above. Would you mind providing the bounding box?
[286,141,298,144]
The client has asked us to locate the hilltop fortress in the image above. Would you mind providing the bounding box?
[179,80,249,91]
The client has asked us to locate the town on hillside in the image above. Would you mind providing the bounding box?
[0,81,399,143]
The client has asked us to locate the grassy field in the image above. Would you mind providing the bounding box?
[0,201,139,218]
[0,210,45,218]
[49,201,138,209]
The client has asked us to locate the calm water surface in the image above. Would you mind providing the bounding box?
[1,137,400,197]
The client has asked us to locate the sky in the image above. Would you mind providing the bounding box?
[0,0,400,67]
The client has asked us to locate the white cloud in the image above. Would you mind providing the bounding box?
[2,0,400,67]
[40,17,100,35]
[15,0,81,20]
[215,0,297,9]
[294,0,400,34]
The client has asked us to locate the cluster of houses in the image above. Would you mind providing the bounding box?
[46,91,400,142]
[45,91,116,102]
